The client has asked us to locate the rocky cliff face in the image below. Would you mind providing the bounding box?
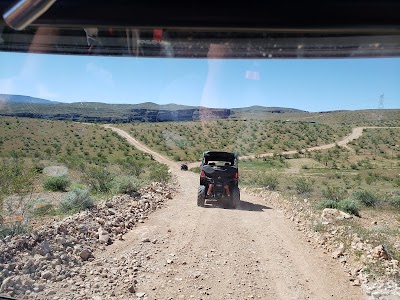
[0,108,231,123]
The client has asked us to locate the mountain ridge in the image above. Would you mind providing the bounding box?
[0,94,307,113]
[0,94,61,104]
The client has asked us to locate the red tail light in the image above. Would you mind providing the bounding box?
[201,170,205,177]
[235,172,238,179]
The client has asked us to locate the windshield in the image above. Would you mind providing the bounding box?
[0,22,400,300]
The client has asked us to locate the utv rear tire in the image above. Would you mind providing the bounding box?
[232,186,240,209]
[197,185,206,207]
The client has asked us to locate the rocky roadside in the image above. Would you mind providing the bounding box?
[0,181,177,300]
[245,187,400,300]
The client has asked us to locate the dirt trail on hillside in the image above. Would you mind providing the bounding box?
[104,125,364,300]
[185,126,399,169]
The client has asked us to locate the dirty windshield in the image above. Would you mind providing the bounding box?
[0,24,400,300]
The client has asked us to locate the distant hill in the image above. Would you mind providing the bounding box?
[0,94,310,123]
[0,94,61,104]
[129,102,197,110]
[232,105,308,113]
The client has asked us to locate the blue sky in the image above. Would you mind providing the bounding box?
[0,52,399,112]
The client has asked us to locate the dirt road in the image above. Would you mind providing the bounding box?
[104,125,364,300]
[183,126,397,169]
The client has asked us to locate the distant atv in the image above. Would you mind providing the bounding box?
[198,151,240,208]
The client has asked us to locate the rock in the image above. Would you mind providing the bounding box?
[32,283,45,292]
[136,292,146,298]
[351,279,361,286]
[373,245,389,260]
[108,208,117,215]
[41,270,53,280]
[98,228,110,244]
[23,259,34,270]
[141,238,150,243]
[321,208,352,222]
[332,243,345,258]
[0,276,14,292]
[128,285,136,293]
[45,289,57,296]
[38,240,51,256]
[55,236,67,246]
[79,225,88,234]
[79,249,93,261]
[193,271,202,279]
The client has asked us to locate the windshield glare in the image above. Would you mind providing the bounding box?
[0,25,399,300]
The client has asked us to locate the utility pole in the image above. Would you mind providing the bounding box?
[378,94,384,109]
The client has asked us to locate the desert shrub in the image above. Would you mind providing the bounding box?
[0,156,37,210]
[353,190,380,207]
[81,164,114,193]
[0,217,29,239]
[121,157,145,176]
[29,198,57,217]
[338,199,360,216]
[389,196,400,209]
[59,187,94,213]
[32,160,45,173]
[322,185,347,201]
[148,164,171,183]
[257,172,279,190]
[293,176,314,196]
[112,176,142,194]
[189,166,201,173]
[317,198,360,216]
[43,176,70,192]
[317,199,338,210]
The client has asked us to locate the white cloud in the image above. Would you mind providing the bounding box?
[86,62,114,87]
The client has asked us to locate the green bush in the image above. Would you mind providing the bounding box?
[389,196,400,209]
[189,166,201,173]
[317,199,338,210]
[338,199,360,216]
[43,176,70,192]
[0,220,29,239]
[292,176,314,196]
[257,172,279,191]
[317,198,360,216]
[112,176,142,194]
[148,164,171,183]
[59,187,94,213]
[322,185,347,201]
[353,190,379,207]
[121,157,145,176]
[81,164,114,193]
